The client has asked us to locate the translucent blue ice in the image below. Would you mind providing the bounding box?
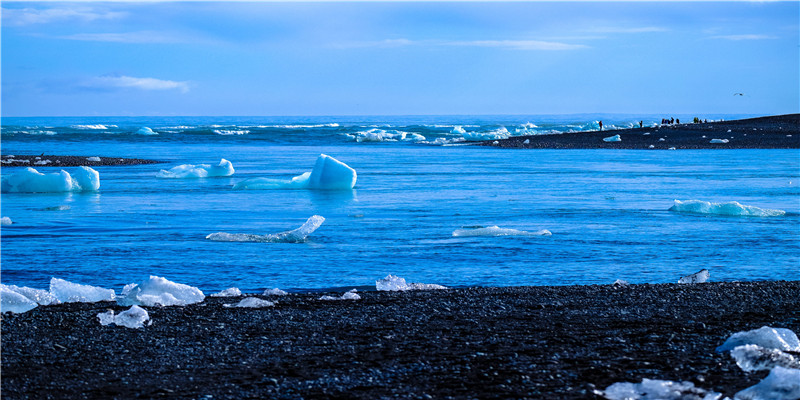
[669,200,785,217]
[1,166,99,193]
[233,154,355,190]
[157,159,235,178]
[117,276,205,307]
[206,215,325,243]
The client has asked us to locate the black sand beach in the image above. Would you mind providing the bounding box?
[2,281,799,399]
[481,114,800,149]
[1,155,162,167]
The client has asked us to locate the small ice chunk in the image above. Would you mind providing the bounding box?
[87,156,101,162]
[225,297,275,308]
[1,284,59,305]
[50,278,115,303]
[136,127,157,135]
[710,139,729,144]
[727,129,732,133]
[451,126,466,134]
[603,378,722,400]
[157,159,235,178]
[659,138,666,141]
[98,305,149,329]
[206,215,325,243]
[452,226,551,237]
[603,134,621,142]
[668,147,676,150]
[717,326,800,352]
[34,160,52,165]
[117,276,205,307]
[233,154,355,190]
[678,269,709,284]
[523,139,530,144]
[1,216,12,225]
[0,286,39,313]
[730,344,800,372]
[612,279,629,286]
[210,287,242,297]
[376,275,448,291]
[263,288,288,296]
[320,289,361,301]
[669,200,785,217]
[643,132,651,135]
[649,145,655,149]
[492,140,499,145]
[734,367,800,400]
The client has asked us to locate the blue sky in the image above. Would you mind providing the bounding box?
[2,1,798,116]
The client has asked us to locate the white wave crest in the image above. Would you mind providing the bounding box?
[214,130,250,135]
[71,124,112,130]
[669,200,785,217]
[351,128,425,142]
[206,215,325,243]
[452,226,552,237]
[462,127,509,141]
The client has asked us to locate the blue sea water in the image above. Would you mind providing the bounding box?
[2,115,798,292]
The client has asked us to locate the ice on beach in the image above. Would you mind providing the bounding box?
[233,154,356,190]
[603,378,722,400]
[1,216,12,225]
[649,145,655,149]
[263,288,288,296]
[1,166,100,193]
[1,284,59,306]
[452,226,552,237]
[320,289,361,301]
[136,127,157,135]
[669,200,785,217]
[210,287,242,297]
[34,160,52,165]
[612,279,630,286]
[710,139,729,144]
[452,126,466,134]
[98,305,150,329]
[603,134,622,142]
[225,297,275,308]
[1,286,39,313]
[50,278,115,303]
[87,156,101,162]
[734,367,800,400]
[206,215,325,243]
[117,276,204,307]
[717,326,800,353]
[659,138,666,141]
[523,139,530,144]
[678,268,709,284]
[157,159,235,178]
[730,344,800,372]
[376,275,448,291]
[462,127,510,141]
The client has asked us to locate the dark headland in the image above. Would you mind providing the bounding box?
[480,114,800,149]
[2,281,799,399]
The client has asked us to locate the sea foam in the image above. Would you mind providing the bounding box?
[206,215,325,243]
[669,200,785,217]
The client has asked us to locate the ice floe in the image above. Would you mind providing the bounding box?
[452,226,552,237]
[136,127,157,135]
[157,159,235,178]
[376,275,447,291]
[210,287,242,297]
[1,166,100,193]
[233,154,356,190]
[717,326,800,353]
[462,127,510,141]
[602,378,722,400]
[730,344,800,372]
[206,215,325,243]
[263,288,288,296]
[669,200,785,217]
[1,216,12,225]
[225,297,275,308]
[734,367,800,400]
[603,134,622,142]
[98,305,150,329]
[0,286,40,313]
[678,269,709,284]
[50,278,115,303]
[320,289,361,301]
[117,276,205,307]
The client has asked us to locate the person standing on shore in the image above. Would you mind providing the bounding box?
[639,121,643,128]
[599,121,603,131]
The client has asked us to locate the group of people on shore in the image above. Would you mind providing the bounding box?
[661,118,680,125]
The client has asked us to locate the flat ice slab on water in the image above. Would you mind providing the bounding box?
[1,166,100,193]
[50,278,115,303]
[717,326,800,352]
[679,269,710,284]
[117,276,205,307]
[669,200,785,217]
[0,286,39,313]
[1,216,12,225]
[376,275,448,291]
[730,344,800,372]
[157,159,235,178]
[452,226,552,237]
[603,378,722,400]
[603,134,622,142]
[320,289,361,301]
[710,138,729,144]
[98,305,150,329]
[210,287,242,297]
[735,367,800,400]
[206,215,325,243]
[224,297,275,308]
[233,154,356,190]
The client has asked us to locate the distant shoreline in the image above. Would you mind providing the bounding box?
[1,155,163,167]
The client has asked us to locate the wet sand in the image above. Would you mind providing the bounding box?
[1,155,162,167]
[2,281,799,399]
[480,114,800,149]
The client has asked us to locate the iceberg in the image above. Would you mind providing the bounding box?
[462,127,510,141]
[225,297,275,308]
[136,127,157,135]
[669,200,785,217]
[1,284,59,305]
[263,288,288,296]
[206,215,325,243]
[352,129,425,142]
[730,344,800,372]
[157,159,235,178]
[376,275,448,291]
[1,286,39,313]
[451,126,466,134]
[210,287,242,297]
[1,216,12,225]
[717,326,800,353]
[233,154,356,190]
[320,289,361,301]
[50,278,115,303]
[452,226,552,237]
[678,269,709,284]
[734,367,800,400]
[603,378,722,400]
[117,276,205,307]
[98,305,150,329]
[603,134,622,142]
[1,166,99,193]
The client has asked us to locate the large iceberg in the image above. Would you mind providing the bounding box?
[603,378,722,400]
[206,215,325,243]
[669,200,785,217]
[0,286,39,313]
[117,276,205,307]
[50,278,115,303]
[376,275,448,291]
[678,269,710,284]
[98,305,150,329]
[157,159,235,178]
[717,326,800,353]
[730,344,800,372]
[452,226,552,237]
[233,154,356,190]
[734,367,800,400]
[1,166,100,193]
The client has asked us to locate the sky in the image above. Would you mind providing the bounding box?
[2,1,798,117]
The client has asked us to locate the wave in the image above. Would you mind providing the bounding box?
[669,200,786,217]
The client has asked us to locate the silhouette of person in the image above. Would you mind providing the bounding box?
[599,121,603,131]
[639,121,643,128]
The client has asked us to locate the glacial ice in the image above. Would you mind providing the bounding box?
[98,305,150,329]
[1,284,59,305]
[376,275,448,291]
[210,287,242,297]
[523,139,530,144]
[678,269,709,284]
[452,126,466,134]
[462,127,510,141]
[710,139,729,144]
[669,200,785,217]
[206,215,325,243]
[225,297,275,308]
[87,156,101,162]
[352,129,425,142]
[730,344,800,372]
[233,154,356,190]
[0,286,39,313]
[320,289,361,301]
[452,226,552,237]
[603,134,622,142]
[716,326,800,353]
[263,288,288,296]
[1,166,99,193]
[603,378,722,400]
[734,367,800,400]
[50,278,115,303]
[136,127,157,135]
[157,159,235,178]
[117,276,205,307]
[1,216,12,225]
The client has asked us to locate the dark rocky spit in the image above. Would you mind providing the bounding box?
[1,155,162,167]
[2,281,799,399]
[481,113,800,149]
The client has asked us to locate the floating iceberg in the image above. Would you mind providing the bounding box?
[117,276,204,307]
[157,159,235,178]
[50,278,115,303]
[603,378,722,400]
[376,275,448,291]
[320,289,361,301]
[462,127,510,141]
[98,305,150,329]
[669,200,785,217]
[1,284,59,306]
[730,344,800,372]
[210,287,242,297]
[1,216,12,225]
[452,226,552,237]
[0,286,39,313]
[451,126,466,134]
[717,326,800,353]
[263,288,288,296]
[735,367,800,400]
[678,269,709,284]
[1,166,100,193]
[136,127,157,135]
[710,139,729,144]
[206,215,325,243]
[233,154,356,190]
[224,297,275,308]
[603,134,622,142]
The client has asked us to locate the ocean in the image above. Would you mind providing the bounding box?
[1,115,798,292]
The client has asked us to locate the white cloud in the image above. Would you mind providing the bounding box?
[58,31,185,44]
[81,76,190,93]
[337,38,587,51]
[588,26,668,34]
[710,34,777,40]
[2,7,126,26]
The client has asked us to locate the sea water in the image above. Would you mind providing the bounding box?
[1,116,798,292]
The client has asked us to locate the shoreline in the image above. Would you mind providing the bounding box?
[1,155,163,167]
[3,281,799,399]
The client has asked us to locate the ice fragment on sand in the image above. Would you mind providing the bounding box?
[0,286,39,313]
[225,297,275,308]
[1,166,100,193]
[98,305,149,329]
[730,345,800,372]
[1,284,59,305]
[734,367,800,400]
[376,275,448,291]
[523,139,530,144]
[206,215,325,243]
[717,326,800,352]
[117,276,204,307]
[1,216,12,225]
[710,139,729,144]
[603,378,722,400]
[136,127,157,135]
[263,288,288,296]
[669,200,785,217]
[462,127,510,141]
[678,269,709,284]
[320,289,361,301]
[649,145,655,149]
[612,279,629,286]
[233,154,356,190]
[210,287,242,297]
[452,226,551,237]
[157,159,235,178]
[50,278,115,303]
[87,156,101,162]
[603,134,621,142]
